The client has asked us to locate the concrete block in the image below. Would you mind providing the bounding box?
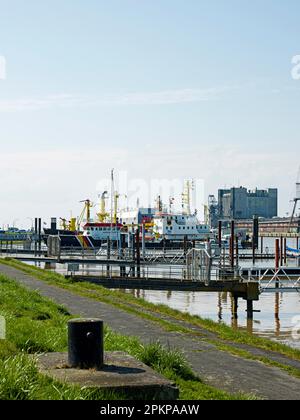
[35,351,179,400]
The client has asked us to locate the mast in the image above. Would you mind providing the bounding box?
[182,180,194,216]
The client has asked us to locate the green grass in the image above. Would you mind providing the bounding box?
[2,258,299,362]
[0,272,251,400]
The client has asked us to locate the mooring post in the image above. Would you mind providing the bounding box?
[68,319,104,370]
[280,236,283,266]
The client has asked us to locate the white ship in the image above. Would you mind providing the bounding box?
[153,212,210,241]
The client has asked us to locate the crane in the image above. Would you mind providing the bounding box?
[77,199,93,230]
[289,166,300,232]
[97,191,109,222]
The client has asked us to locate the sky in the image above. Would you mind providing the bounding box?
[0,0,300,228]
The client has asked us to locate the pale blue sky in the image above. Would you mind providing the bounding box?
[0,0,300,226]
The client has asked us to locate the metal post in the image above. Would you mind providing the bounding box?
[38,218,42,254]
[235,236,239,266]
[230,221,235,268]
[142,224,146,259]
[34,218,38,257]
[252,216,259,250]
[252,216,259,265]
[275,239,280,270]
[218,220,222,248]
[284,238,287,265]
[107,238,111,277]
[68,319,104,370]
[261,236,264,254]
[136,228,141,278]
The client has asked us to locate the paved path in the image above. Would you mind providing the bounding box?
[1,264,300,400]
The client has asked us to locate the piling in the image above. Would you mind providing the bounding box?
[280,236,283,266]
[231,294,238,319]
[246,300,254,320]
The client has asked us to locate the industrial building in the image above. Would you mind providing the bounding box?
[209,187,278,226]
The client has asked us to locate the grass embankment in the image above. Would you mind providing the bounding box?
[1,258,300,363]
[0,273,251,400]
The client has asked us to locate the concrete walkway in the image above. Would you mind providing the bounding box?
[1,264,300,400]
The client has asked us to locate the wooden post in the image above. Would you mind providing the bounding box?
[280,236,283,266]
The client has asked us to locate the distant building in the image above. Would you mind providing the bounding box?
[217,187,278,221]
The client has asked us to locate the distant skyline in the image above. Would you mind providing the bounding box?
[0,0,300,227]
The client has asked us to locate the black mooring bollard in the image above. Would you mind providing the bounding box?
[68,319,104,370]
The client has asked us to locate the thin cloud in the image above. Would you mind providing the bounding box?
[0,86,235,112]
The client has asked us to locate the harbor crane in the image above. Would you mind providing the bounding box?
[77,199,93,229]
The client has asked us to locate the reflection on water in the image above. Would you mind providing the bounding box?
[124,288,300,350]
